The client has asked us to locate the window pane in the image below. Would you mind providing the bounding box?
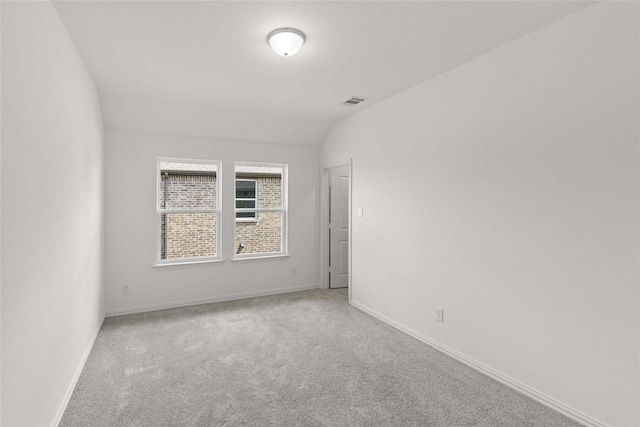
[235,165,283,209]
[160,213,216,260]
[236,212,257,219]
[236,180,256,199]
[159,162,217,210]
[236,200,256,209]
[235,211,282,255]
[235,179,257,220]
[256,175,282,209]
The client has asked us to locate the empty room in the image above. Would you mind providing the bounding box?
[1,1,638,426]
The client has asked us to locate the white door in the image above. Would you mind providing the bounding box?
[329,165,349,288]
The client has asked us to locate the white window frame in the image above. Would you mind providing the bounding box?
[233,162,288,260]
[155,157,222,266]
[235,179,258,222]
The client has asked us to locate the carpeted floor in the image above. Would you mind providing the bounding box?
[60,289,582,426]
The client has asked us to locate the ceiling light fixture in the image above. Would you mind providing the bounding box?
[268,28,305,57]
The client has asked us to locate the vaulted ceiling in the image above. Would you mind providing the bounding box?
[53,1,593,146]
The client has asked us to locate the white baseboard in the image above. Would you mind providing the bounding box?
[350,300,606,427]
[105,284,320,317]
[52,315,105,427]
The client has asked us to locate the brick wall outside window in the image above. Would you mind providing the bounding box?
[160,174,282,259]
[160,174,217,259]
[236,176,282,255]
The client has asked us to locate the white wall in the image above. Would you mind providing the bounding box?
[1,2,105,426]
[105,130,320,314]
[321,3,639,426]
[99,91,335,148]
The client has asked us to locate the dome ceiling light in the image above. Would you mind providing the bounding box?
[268,28,305,57]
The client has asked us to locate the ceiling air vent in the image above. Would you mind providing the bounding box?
[342,96,367,106]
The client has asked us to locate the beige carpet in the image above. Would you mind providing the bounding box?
[60,289,581,426]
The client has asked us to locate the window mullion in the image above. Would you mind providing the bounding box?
[235,208,282,212]
[160,209,216,214]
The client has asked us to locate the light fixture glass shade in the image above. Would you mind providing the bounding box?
[268,28,305,57]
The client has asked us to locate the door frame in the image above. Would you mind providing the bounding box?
[320,159,353,303]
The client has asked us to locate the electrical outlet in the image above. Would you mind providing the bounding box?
[122,284,130,294]
[291,266,297,275]
[435,307,444,322]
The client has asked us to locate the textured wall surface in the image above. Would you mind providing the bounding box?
[160,174,217,259]
[158,174,283,258]
[165,213,217,259]
[236,177,283,255]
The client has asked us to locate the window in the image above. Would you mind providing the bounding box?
[157,158,221,264]
[236,179,257,221]
[234,163,287,258]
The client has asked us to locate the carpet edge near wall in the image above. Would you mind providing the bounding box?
[349,299,604,427]
[52,317,105,427]
[105,284,320,318]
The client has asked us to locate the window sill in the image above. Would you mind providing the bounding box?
[231,253,290,262]
[154,258,224,267]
